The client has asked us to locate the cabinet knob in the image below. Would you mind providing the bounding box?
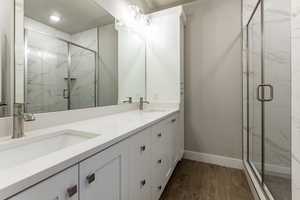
[140,145,146,152]
[158,185,162,190]
[171,119,176,123]
[140,179,146,187]
[157,133,162,138]
[67,185,77,197]
[157,159,162,164]
[87,173,96,184]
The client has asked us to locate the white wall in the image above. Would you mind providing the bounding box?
[183,0,242,159]
[71,28,97,51]
[146,7,182,103]
[118,27,146,102]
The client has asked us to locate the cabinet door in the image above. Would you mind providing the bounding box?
[79,141,129,200]
[129,128,152,200]
[9,166,78,200]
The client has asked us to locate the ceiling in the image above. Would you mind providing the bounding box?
[25,0,115,34]
[129,0,196,13]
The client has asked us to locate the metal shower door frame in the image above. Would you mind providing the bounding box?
[24,29,98,112]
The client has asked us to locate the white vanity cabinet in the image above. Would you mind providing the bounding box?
[79,140,129,200]
[6,112,181,200]
[151,114,180,200]
[129,113,181,200]
[8,166,79,200]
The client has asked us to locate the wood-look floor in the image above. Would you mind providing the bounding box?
[160,159,254,200]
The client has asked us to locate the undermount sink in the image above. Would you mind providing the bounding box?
[142,108,168,113]
[0,130,98,170]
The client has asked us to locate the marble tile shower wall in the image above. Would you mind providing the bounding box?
[26,30,69,113]
[25,18,98,113]
[69,45,96,110]
[292,0,300,198]
[70,29,97,110]
[263,0,291,173]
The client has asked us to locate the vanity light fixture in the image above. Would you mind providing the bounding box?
[49,15,61,23]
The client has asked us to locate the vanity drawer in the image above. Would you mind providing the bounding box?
[130,170,151,200]
[151,120,167,145]
[151,145,170,184]
[8,166,79,200]
[151,178,165,200]
[129,128,152,173]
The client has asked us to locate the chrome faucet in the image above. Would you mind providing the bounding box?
[122,97,133,104]
[13,103,35,139]
[139,97,149,110]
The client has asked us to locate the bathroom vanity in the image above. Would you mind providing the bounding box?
[0,108,183,200]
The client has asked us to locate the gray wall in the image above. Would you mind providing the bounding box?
[183,0,242,159]
[98,24,118,106]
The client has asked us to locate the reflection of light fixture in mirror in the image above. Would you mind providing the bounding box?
[49,15,61,23]
[128,5,142,20]
[127,5,151,26]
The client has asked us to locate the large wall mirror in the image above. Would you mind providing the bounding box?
[0,0,14,118]
[15,0,146,114]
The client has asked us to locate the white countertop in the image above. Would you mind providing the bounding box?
[0,108,179,199]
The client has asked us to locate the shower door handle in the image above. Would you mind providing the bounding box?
[63,89,69,99]
[257,84,274,102]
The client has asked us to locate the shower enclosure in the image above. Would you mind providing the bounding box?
[244,0,291,199]
[25,29,97,113]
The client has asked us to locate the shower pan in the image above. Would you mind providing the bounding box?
[24,29,97,113]
[244,0,291,200]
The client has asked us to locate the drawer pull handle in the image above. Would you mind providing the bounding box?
[87,173,95,184]
[140,145,146,152]
[158,185,162,190]
[157,133,162,138]
[171,119,176,123]
[67,185,77,197]
[140,180,146,187]
[158,159,162,164]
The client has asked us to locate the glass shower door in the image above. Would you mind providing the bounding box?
[246,1,292,199]
[247,3,263,179]
[25,30,69,113]
[69,44,96,110]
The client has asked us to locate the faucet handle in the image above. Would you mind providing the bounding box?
[123,97,133,104]
[24,113,35,122]
[139,97,149,103]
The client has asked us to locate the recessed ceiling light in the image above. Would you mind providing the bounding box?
[50,15,60,23]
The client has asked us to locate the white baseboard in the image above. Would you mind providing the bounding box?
[184,150,243,169]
